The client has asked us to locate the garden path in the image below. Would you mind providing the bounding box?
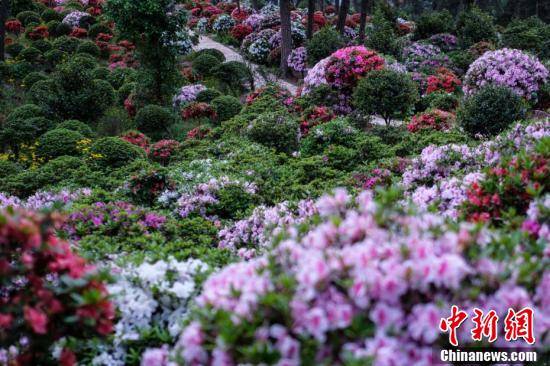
[194,35,299,94]
[194,36,392,126]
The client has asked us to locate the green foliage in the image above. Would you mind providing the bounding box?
[365,7,401,57]
[16,10,40,26]
[414,10,455,40]
[41,8,62,22]
[193,53,222,77]
[423,92,459,112]
[456,6,497,48]
[211,95,242,123]
[89,137,145,168]
[108,67,137,90]
[1,116,54,157]
[36,128,84,161]
[213,61,253,93]
[458,85,527,138]
[44,49,67,66]
[88,23,112,39]
[306,26,344,64]
[0,161,23,180]
[353,69,418,125]
[5,43,24,58]
[502,17,550,59]
[390,128,471,157]
[246,112,300,154]
[29,56,115,121]
[77,40,101,57]
[54,22,72,36]
[447,49,475,76]
[57,119,95,138]
[17,47,42,64]
[91,66,110,80]
[195,88,223,103]
[31,39,52,53]
[52,35,81,54]
[22,71,47,89]
[95,106,135,136]
[135,105,176,139]
[116,82,136,104]
[10,0,38,15]
[193,48,226,63]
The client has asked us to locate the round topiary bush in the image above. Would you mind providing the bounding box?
[88,23,112,38]
[16,11,41,26]
[6,43,24,58]
[55,21,72,36]
[107,67,136,89]
[117,82,136,104]
[194,48,226,63]
[214,61,253,91]
[77,40,100,57]
[44,49,66,66]
[192,53,222,77]
[17,47,42,63]
[306,26,344,64]
[6,103,44,123]
[458,85,527,138]
[195,88,223,103]
[57,119,94,137]
[89,137,145,168]
[211,95,242,123]
[36,128,84,161]
[91,66,110,80]
[31,39,52,53]
[0,160,22,180]
[134,105,176,139]
[41,8,61,22]
[246,112,299,154]
[353,69,418,125]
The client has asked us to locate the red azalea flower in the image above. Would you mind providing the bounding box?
[24,306,48,334]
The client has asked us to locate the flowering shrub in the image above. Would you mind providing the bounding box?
[212,14,235,33]
[150,140,181,165]
[65,202,168,240]
[242,13,264,30]
[92,258,209,366]
[181,102,217,120]
[407,109,456,132]
[186,125,212,140]
[120,131,150,152]
[403,42,450,73]
[70,27,88,38]
[302,56,330,94]
[5,19,23,34]
[62,11,89,28]
[230,24,252,41]
[230,8,251,22]
[299,105,335,135]
[26,25,48,40]
[428,33,458,51]
[425,67,461,95]
[0,188,92,211]
[325,46,385,90]
[463,48,549,101]
[0,210,114,364]
[172,84,207,109]
[247,37,271,63]
[463,148,548,223]
[287,47,307,73]
[171,188,549,365]
[125,168,175,206]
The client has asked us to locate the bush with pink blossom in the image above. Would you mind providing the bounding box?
[287,47,307,73]
[324,46,385,90]
[463,48,549,101]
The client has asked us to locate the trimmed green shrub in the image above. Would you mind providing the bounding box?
[458,85,527,138]
[353,69,418,125]
[456,6,497,48]
[193,48,226,63]
[246,112,300,154]
[195,89,222,103]
[36,128,84,161]
[7,61,33,79]
[424,92,459,111]
[95,107,134,136]
[10,0,38,15]
[0,160,22,180]
[211,95,242,123]
[44,49,66,66]
[41,8,62,22]
[117,82,136,104]
[108,67,137,89]
[6,43,24,58]
[414,10,454,40]
[365,7,401,57]
[31,39,52,53]
[57,119,95,138]
[91,66,110,80]
[6,104,44,123]
[391,128,471,157]
[55,22,72,36]
[89,137,145,168]
[0,116,53,156]
[214,61,253,92]
[16,11,40,26]
[52,35,81,54]
[192,53,222,77]
[88,23,112,38]
[46,20,60,35]
[77,40,101,57]
[502,17,550,59]
[306,26,344,64]
[17,47,42,63]
[22,71,47,89]
[135,105,176,139]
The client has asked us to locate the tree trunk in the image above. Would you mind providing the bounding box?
[307,0,315,39]
[337,0,350,34]
[335,0,340,13]
[0,0,8,62]
[236,0,240,11]
[280,0,292,77]
[358,0,368,42]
